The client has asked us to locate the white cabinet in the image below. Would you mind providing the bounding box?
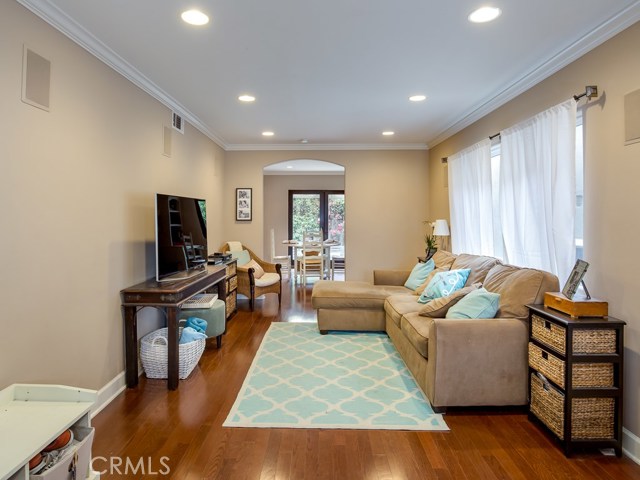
[0,384,100,480]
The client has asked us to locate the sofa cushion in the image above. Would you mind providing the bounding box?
[450,254,501,286]
[432,250,457,269]
[483,264,555,320]
[418,269,471,303]
[446,287,500,319]
[384,294,422,327]
[400,313,433,359]
[419,283,481,317]
[404,259,435,290]
[312,280,409,310]
[255,272,280,287]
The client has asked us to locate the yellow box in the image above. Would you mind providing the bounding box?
[544,292,608,318]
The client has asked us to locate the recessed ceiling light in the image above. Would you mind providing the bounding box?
[382,131,395,136]
[262,131,274,137]
[181,9,209,26]
[286,166,294,169]
[238,94,255,102]
[468,6,502,23]
[409,95,426,102]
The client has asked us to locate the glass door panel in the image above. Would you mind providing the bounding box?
[327,193,345,258]
[291,193,320,242]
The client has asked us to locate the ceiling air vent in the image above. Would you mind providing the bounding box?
[172,112,184,134]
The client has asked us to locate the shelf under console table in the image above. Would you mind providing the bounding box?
[120,264,227,390]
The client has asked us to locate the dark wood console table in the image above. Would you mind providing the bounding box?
[120,264,227,390]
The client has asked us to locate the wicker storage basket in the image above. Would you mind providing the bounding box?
[531,314,566,354]
[572,363,614,388]
[530,373,615,440]
[573,329,616,354]
[530,373,565,439]
[529,343,565,388]
[140,326,205,380]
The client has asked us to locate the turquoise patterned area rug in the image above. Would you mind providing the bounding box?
[223,322,448,431]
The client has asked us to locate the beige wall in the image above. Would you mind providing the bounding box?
[0,2,225,390]
[428,22,640,440]
[225,151,429,281]
[263,174,345,259]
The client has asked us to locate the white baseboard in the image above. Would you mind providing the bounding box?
[623,428,640,465]
[91,371,126,419]
[90,367,144,419]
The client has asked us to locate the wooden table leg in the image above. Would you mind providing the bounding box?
[124,306,138,388]
[167,307,179,390]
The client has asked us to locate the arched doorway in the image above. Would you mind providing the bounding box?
[263,159,345,280]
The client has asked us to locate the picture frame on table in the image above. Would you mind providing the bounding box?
[236,188,252,221]
[562,259,589,299]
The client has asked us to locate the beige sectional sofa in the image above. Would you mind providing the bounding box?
[311,251,559,411]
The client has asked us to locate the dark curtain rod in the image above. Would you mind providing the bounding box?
[488,85,598,140]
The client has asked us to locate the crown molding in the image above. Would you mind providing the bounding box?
[16,0,230,150]
[18,0,640,152]
[427,1,640,148]
[225,143,428,151]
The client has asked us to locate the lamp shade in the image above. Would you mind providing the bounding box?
[433,219,450,236]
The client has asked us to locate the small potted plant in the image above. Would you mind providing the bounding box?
[423,220,437,260]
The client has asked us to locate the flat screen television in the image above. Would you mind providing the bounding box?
[155,193,208,282]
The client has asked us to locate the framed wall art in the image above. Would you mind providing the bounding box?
[236,188,252,221]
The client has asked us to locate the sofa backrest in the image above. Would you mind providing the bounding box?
[483,263,559,320]
[450,253,502,286]
[432,250,457,269]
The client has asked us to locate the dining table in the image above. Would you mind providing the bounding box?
[282,239,340,282]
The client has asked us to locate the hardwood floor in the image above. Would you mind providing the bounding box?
[92,280,640,479]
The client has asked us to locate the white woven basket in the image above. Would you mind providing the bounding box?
[140,326,205,380]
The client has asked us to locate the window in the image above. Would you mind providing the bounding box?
[288,190,345,257]
[575,114,584,259]
[487,119,584,261]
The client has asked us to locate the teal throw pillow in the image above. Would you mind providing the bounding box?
[418,268,471,303]
[404,259,435,290]
[231,249,251,266]
[445,287,500,319]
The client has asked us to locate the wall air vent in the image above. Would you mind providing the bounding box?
[172,112,184,134]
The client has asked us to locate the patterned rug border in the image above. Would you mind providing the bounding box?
[223,322,449,431]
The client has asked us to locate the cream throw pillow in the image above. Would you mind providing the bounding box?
[418,283,481,317]
[245,259,265,279]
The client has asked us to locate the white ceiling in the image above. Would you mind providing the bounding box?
[18,0,640,150]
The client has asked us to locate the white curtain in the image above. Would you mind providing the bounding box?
[448,138,494,255]
[499,99,577,284]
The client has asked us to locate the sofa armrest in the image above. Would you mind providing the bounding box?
[428,317,528,407]
[373,269,411,286]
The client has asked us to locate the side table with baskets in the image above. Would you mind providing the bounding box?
[527,304,625,457]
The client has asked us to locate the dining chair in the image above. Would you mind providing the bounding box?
[298,229,326,283]
[270,228,291,279]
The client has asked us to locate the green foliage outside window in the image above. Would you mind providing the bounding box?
[291,194,345,242]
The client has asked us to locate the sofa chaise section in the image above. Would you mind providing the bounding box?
[311,251,560,410]
[312,280,408,333]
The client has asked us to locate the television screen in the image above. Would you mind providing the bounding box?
[155,193,208,282]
